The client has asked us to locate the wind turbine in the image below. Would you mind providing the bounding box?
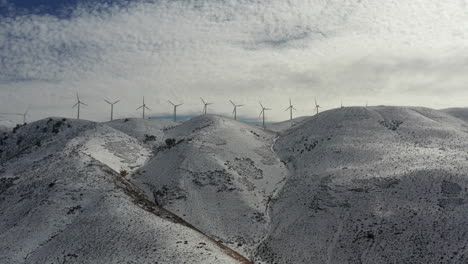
[72,93,88,120]
[104,99,120,121]
[285,98,296,121]
[168,100,183,121]
[314,98,321,115]
[136,96,151,119]
[0,109,29,124]
[259,101,271,129]
[200,97,212,115]
[230,100,244,120]
[18,108,29,123]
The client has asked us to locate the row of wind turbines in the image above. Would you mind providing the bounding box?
[1,94,328,128]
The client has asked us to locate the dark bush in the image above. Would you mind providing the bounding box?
[144,134,157,143]
[165,138,176,147]
[120,170,128,177]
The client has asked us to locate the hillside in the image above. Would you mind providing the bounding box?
[2,107,468,263]
[258,106,468,263]
[128,115,288,258]
[441,108,468,123]
[0,118,249,264]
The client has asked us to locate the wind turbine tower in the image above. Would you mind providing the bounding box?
[136,96,151,119]
[285,98,296,121]
[200,97,212,115]
[105,99,120,121]
[259,102,271,129]
[168,100,183,121]
[20,108,29,123]
[314,98,321,115]
[72,94,88,120]
[230,100,244,120]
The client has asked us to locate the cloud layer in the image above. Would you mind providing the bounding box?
[1,0,468,123]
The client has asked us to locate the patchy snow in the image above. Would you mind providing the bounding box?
[0,117,248,264]
[69,125,152,173]
[106,117,178,146]
[3,107,468,263]
[269,116,311,133]
[257,106,468,263]
[130,115,288,258]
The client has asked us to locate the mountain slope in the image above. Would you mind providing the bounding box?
[257,106,468,263]
[0,118,247,264]
[441,107,468,123]
[105,117,178,146]
[129,115,288,258]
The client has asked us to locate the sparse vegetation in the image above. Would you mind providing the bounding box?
[120,170,128,177]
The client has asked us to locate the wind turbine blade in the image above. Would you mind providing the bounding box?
[207,103,213,105]
[200,97,206,104]
[176,103,183,107]
[136,105,143,110]
[293,107,297,111]
[259,101,264,108]
[81,102,88,106]
[168,100,175,106]
[315,98,317,106]
[232,109,236,114]
[259,110,264,117]
[76,93,80,101]
[285,106,291,111]
[289,98,292,106]
[114,100,120,104]
[237,104,244,107]
[145,106,151,111]
[104,99,111,104]
[72,102,79,108]
[265,108,271,110]
[230,100,235,106]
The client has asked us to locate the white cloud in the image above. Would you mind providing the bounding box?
[1,0,468,123]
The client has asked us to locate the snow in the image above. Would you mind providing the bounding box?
[129,115,288,258]
[2,106,468,263]
[258,106,468,263]
[0,117,248,264]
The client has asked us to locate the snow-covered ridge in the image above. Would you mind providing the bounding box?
[259,106,468,263]
[2,107,468,263]
[0,116,251,264]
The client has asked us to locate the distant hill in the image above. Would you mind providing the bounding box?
[441,107,468,123]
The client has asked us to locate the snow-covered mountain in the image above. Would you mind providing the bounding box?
[128,115,288,257]
[0,117,250,264]
[2,106,468,263]
[260,106,468,263]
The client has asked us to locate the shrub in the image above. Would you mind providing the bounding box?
[119,170,128,177]
[165,138,176,148]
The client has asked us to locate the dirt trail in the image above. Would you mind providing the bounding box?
[94,159,254,264]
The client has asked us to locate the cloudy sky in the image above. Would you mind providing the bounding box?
[1,0,468,123]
